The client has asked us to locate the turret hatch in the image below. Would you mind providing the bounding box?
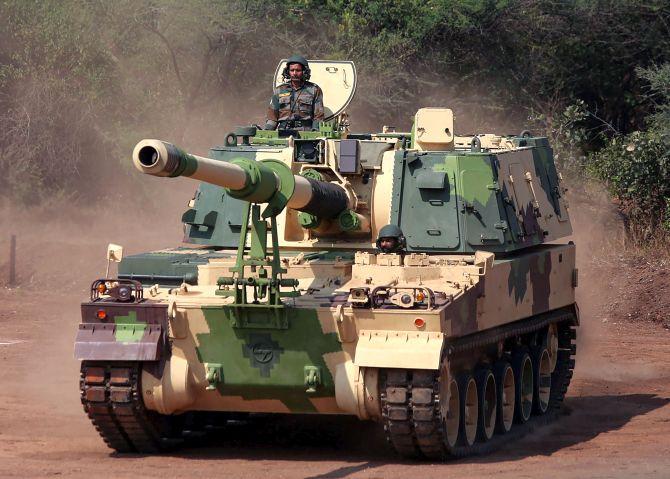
[273,60,357,120]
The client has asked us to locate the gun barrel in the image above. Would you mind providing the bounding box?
[132,139,248,190]
[132,139,349,218]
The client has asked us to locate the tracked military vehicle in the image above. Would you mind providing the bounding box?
[76,60,578,459]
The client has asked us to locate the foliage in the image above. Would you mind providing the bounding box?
[636,63,670,136]
[279,0,670,133]
[588,131,670,242]
[529,100,590,177]
[0,0,277,202]
[587,61,670,243]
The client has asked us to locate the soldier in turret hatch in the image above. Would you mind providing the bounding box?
[376,224,407,254]
[265,55,324,131]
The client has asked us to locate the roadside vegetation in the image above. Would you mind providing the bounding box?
[0,0,668,247]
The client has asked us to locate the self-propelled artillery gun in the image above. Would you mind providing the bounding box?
[75,60,578,459]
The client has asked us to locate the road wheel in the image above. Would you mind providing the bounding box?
[475,368,497,441]
[546,323,559,372]
[458,373,478,447]
[513,350,533,423]
[494,360,515,433]
[532,347,552,414]
[439,368,460,449]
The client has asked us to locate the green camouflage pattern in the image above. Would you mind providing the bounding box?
[390,144,571,253]
[195,306,341,412]
[78,112,577,420]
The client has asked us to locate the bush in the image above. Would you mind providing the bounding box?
[588,131,670,243]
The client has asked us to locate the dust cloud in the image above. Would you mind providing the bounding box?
[564,183,668,381]
[568,184,623,340]
[0,187,192,418]
[0,61,277,418]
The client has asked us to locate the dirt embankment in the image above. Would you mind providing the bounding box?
[601,254,670,328]
[567,185,670,331]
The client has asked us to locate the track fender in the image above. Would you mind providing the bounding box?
[353,330,444,370]
[75,303,168,361]
[74,323,166,361]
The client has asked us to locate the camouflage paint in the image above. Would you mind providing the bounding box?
[457,154,495,206]
[195,305,342,412]
[458,154,507,247]
[185,149,259,248]
[118,249,232,287]
[75,302,167,361]
[499,180,523,241]
[448,280,485,336]
[392,151,461,250]
[388,145,569,254]
[113,311,147,342]
[109,128,577,422]
[532,146,562,216]
[530,250,552,314]
[507,250,552,314]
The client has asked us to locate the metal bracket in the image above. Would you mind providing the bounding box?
[304,366,322,393]
[524,171,542,217]
[461,202,481,218]
[226,304,290,330]
[205,363,224,391]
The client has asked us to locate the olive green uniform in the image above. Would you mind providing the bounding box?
[266,81,324,130]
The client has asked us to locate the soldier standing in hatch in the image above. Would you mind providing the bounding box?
[265,55,324,131]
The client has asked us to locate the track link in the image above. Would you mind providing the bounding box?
[381,306,578,460]
[80,362,183,453]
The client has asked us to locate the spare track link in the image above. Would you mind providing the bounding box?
[381,307,577,460]
[80,362,179,453]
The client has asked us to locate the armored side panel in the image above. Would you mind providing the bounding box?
[390,138,571,254]
[118,248,234,287]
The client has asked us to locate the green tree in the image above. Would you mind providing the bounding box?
[637,63,670,136]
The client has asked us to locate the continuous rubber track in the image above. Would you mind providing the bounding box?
[381,306,578,460]
[80,362,183,453]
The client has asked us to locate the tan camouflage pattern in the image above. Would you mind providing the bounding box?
[105,109,578,420]
[135,239,575,418]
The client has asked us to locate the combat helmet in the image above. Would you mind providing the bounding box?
[376,224,406,253]
[282,54,311,81]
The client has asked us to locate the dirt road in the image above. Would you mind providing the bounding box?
[1,202,669,478]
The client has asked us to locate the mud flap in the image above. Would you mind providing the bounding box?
[354,330,444,369]
[74,323,165,361]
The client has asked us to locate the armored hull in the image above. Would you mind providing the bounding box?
[79,247,577,457]
[76,60,578,459]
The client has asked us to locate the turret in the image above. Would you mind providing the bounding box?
[133,102,573,256]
